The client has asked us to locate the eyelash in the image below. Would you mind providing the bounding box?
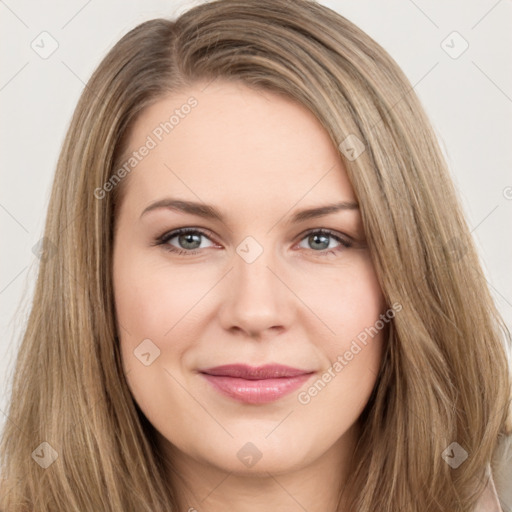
[152,227,353,257]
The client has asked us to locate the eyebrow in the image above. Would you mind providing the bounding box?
[139,198,359,223]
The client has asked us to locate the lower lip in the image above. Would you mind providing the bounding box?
[201,373,313,404]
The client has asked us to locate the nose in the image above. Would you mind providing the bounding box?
[217,240,294,339]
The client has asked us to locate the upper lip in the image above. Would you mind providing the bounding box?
[199,364,313,380]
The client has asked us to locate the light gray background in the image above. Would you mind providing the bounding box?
[1,0,511,438]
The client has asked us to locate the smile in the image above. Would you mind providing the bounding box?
[198,364,315,404]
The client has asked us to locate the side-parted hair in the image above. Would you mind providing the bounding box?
[1,1,511,510]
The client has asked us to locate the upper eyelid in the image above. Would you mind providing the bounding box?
[158,227,217,243]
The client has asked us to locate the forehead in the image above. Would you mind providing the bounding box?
[120,80,357,218]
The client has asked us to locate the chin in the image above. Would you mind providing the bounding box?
[191,432,321,476]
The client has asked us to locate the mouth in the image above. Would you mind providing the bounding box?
[198,364,315,404]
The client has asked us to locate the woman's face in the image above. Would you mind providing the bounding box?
[113,80,387,477]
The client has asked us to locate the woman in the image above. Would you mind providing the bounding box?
[1,0,511,510]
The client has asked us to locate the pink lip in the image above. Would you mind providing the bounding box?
[199,364,314,404]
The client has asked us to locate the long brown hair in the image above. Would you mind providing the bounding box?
[1,1,511,510]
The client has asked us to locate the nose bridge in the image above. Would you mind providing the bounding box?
[233,234,281,297]
[220,234,292,334]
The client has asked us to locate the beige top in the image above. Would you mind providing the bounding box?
[474,471,503,512]
[475,428,512,512]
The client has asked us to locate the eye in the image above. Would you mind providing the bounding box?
[152,227,353,256]
[297,229,353,256]
[153,228,217,255]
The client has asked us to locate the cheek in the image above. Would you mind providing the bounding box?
[113,246,209,346]
[112,248,208,430]
[299,256,387,400]
[305,255,386,346]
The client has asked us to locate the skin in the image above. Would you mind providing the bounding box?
[113,80,387,511]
